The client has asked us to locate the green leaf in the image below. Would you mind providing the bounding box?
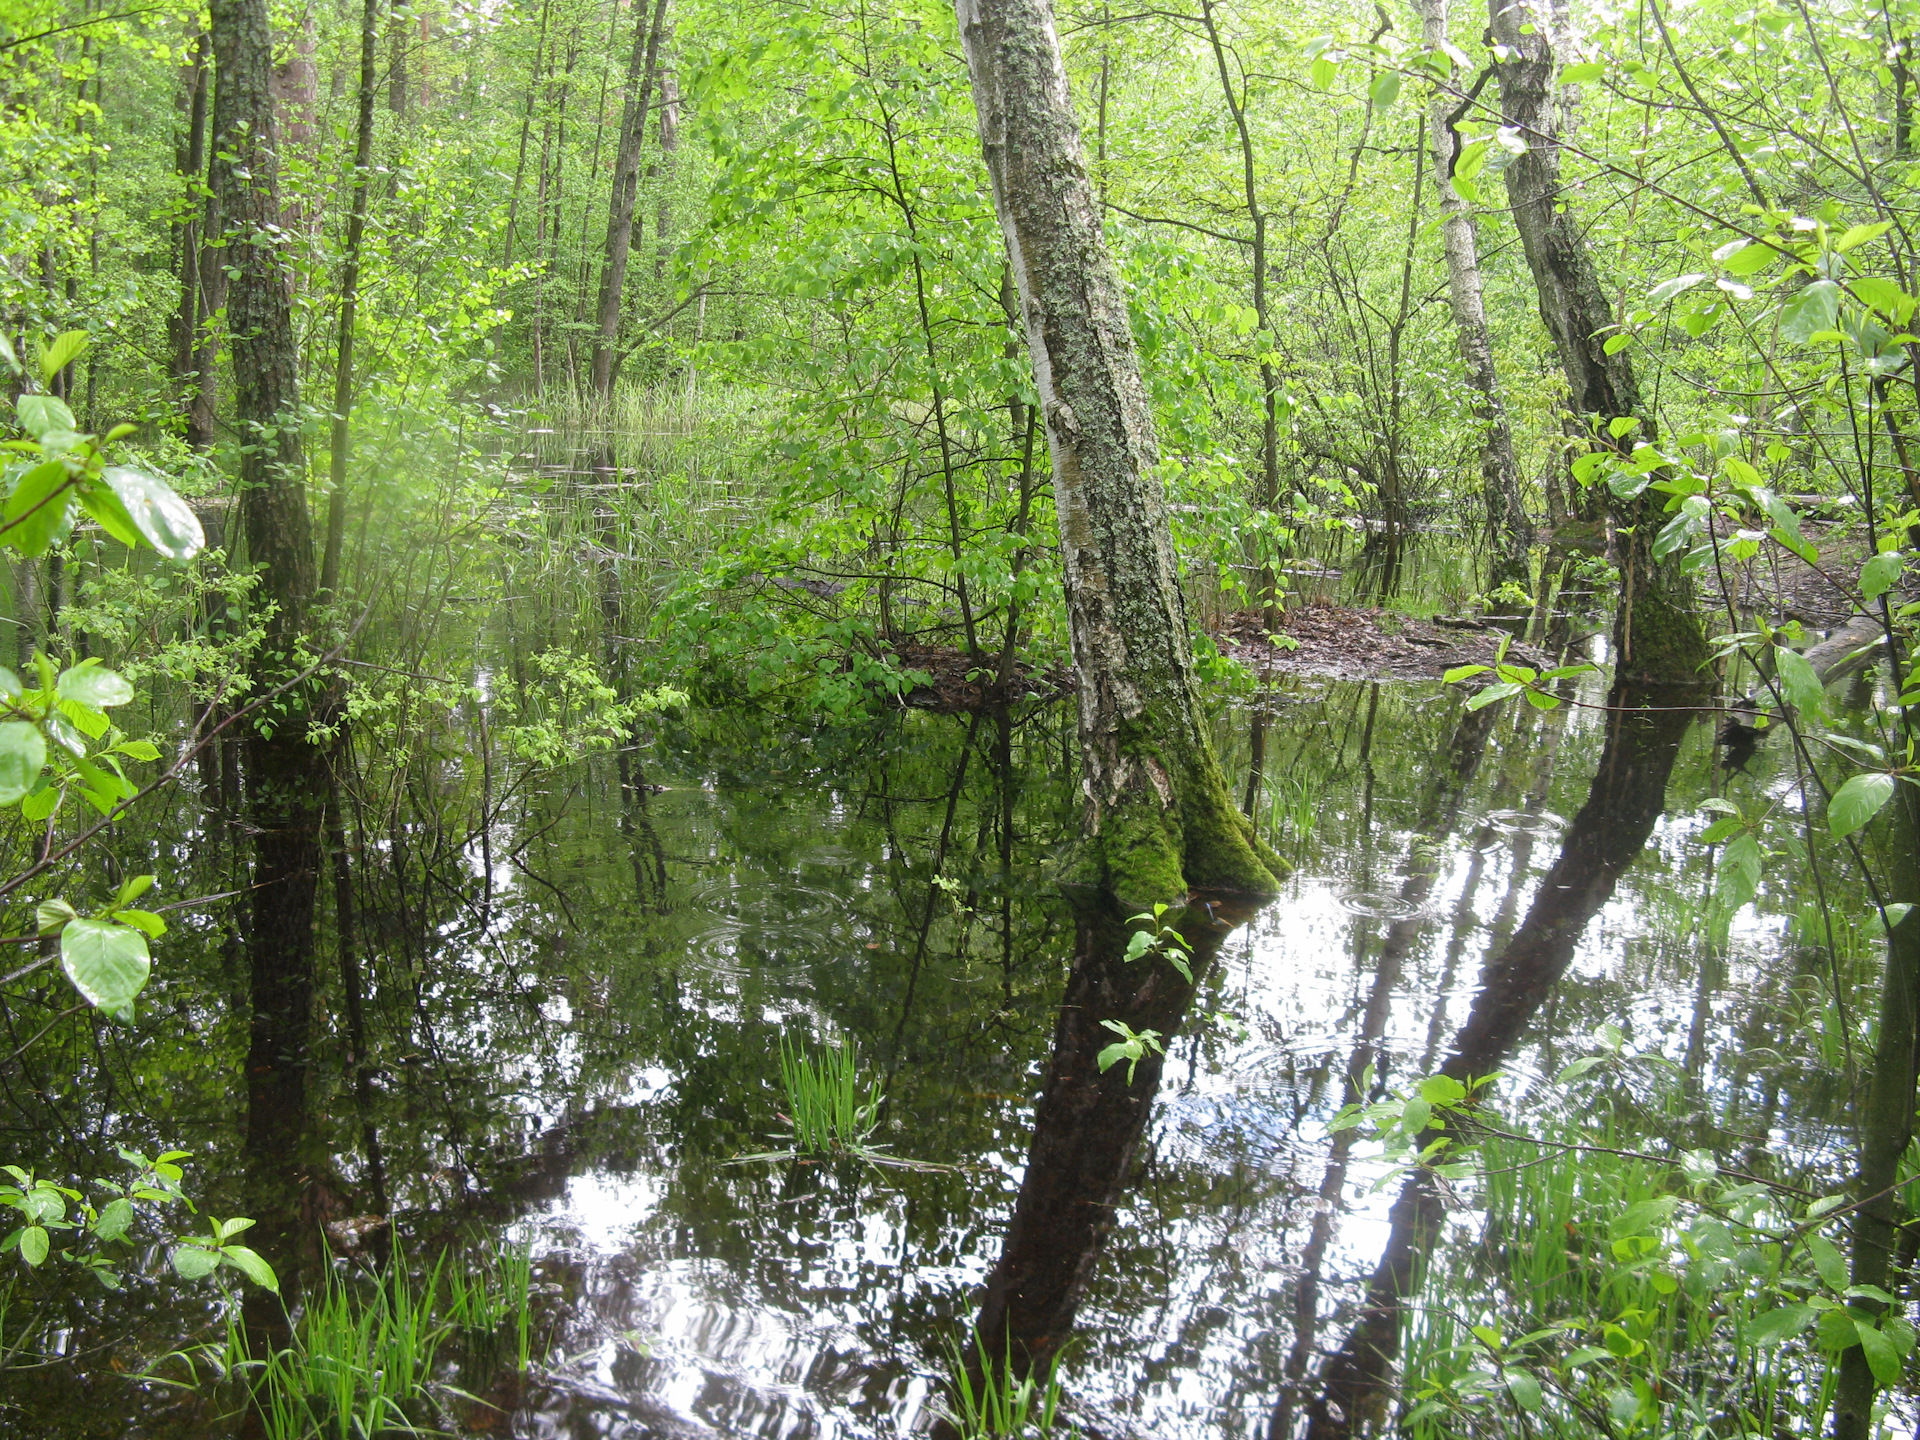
[57,662,132,709]
[1442,664,1489,683]
[1612,1195,1680,1239]
[1467,681,1522,711]
[1504,1370,1543,1412]
[1370,71,1400,107]
[1781,280,1843,343]
[18,1225,47,1266]
[78,483,144,550]
[1807,1230,1850,1290]
[1836,221,1894,252]
[3,461,73,557]
[1721,243,1778,277]
[219,1244,279,1292]
[1747,1303,1816,1346]
[1830,772,1897,838]
[1862,550,1905,601]
[170,1244,219,1280]
[1775,646,1825,716]
[1557,1055,1606,1081]
[91,1197,133,1243]
[59,919,151,1017]
[100,468,204,561]
[36,332,87,386]
[1650,273,1708,305]
[1851,275,1914,322]
[1561,62,1604,82]
[114,739,160,762]
[1310,56,1336,89]
[1817,1306,1862,1352]
[1860,1319,1907,1384]
[0,722,46,806]
[14,394,76,440]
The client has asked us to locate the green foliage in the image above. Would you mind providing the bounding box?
[0,1148,270,1294]
[939,1329,1078,1440]
[1093,1020,1164,1086]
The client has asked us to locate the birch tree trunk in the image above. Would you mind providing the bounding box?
[954,0,1280,905]
[1490,0,1705,682]
[588,0,670,399]
[1415,0,1529,598]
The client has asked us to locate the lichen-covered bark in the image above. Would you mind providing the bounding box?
[1417,0,1529,596]
[954,0,1280,906]
[1491,0,1707,683]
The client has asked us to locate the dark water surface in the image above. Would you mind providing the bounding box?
[1,662,1853,1437]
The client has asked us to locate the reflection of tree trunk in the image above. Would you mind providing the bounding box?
[1490,0,1705,682]
[592,451,669,911]
[956,897,1253,1406]
[955,0,1280,904]
[1297,677,1696,1438]
[1271,703,1496,1438]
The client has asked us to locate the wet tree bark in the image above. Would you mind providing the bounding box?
[1416,0,1529,599]
[1489,0,1706,682]
[210,0,328,1288]
[954,0,1281,905]
[588,0,670,399]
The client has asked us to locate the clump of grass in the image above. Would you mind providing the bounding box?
[240,1251,455,1440]
[938,1329,1078,1439]
[151,1238,545,1439]
[445,1234,538,1372]
[782,1030,881,1155]
[734,1030,950,1171]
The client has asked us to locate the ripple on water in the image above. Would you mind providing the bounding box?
[1483,807,1568,838]
[1336,889,1426,920]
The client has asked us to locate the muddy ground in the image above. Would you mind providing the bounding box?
[1214,603,1551,682]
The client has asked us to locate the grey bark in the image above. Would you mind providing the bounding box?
[1490,0,1705,681]
[1416,0,1529,596]
[954,0,1279,902]
[589,0,670,398]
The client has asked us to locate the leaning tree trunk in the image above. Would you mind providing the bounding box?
[588,0,669,399]
[1490,0,1705,683]
[1416,0,1529,599]
[210,0,329,1283]
[954,0,1280,905]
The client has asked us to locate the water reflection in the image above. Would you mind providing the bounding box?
[1,663,1783,1440]
[1294,677,1698,1439]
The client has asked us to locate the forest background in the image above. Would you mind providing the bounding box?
[8,0,1920,1434]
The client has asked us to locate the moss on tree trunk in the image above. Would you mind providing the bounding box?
[955,0,1280,908]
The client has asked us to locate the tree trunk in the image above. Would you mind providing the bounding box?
[954,0,1281,905]
[1417,0,1529,598]
[210,0,328,1272]
[322,0,381,602]
[172,33,220,452]
[1490,0,1706,683]
[589,0,670,399]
